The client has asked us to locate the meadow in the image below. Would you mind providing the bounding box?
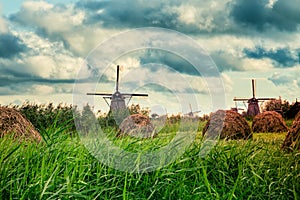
[0,103,299,200]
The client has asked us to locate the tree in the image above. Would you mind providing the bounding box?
[262,99,291,117]
[128,104,150,116]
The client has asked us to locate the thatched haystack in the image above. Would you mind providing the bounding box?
[252,111,288,133]
[118,114,156,138]
[0,107,41,142]
[281,116,300,151]
[202,110,252,140]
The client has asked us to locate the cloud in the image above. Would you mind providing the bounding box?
[210,50,249,72]
[268,70,300,86]
[121,65,209,95]
[1,0,299,110]
[10,1,86,53]
[268,73,292,86]
[244,46,299,67]
[77,0,179,28]
[139,49,200,76]
[0,30,95,96]
[11,1,85,34]
[230,0,300,32]
[0,33,28,58]
[0,12,8,33]
[0,81,74,96]
[77,0,235,34]
[267,69,300,102]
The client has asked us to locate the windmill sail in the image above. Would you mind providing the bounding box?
[252,79,256,98]
[116,65,120,92]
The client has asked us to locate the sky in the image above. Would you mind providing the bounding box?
[0,0,299,115]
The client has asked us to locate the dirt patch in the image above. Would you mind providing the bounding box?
[202,110,252,140]
[282,115,300,151]
[0,107,41,142]
[252,111,288,133]
[118,114,156,138]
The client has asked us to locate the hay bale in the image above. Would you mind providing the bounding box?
[0,107,41,142]
[118,114,156,138]
[281,118,300,151]
[202,110,252,140]
[252,111,288,133]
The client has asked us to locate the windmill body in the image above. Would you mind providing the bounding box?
[87,65,148,114]
[184,103,201,117]
[110,91,126,111]
[247,98,260,116]
[233,79,275,116]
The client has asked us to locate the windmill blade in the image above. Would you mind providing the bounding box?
[122,93,149,97]
[233,97,250,101]
[131,94,148,97]
[87,93,113,96]
[256,97,276,101]
[116,65,120,92]
[252,79,256,98]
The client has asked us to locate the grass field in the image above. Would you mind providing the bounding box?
[0,121,299,200]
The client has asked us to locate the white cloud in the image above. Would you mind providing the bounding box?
[175,5,197,25]
[22,1,54,12]
[11,31,88,79]
[172,0,233,32]
[32,84,55,95]
[15,1,84,34]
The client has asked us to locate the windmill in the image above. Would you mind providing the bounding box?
[184,103,201,117]
[233,79,276,116]
[87,65,148,114]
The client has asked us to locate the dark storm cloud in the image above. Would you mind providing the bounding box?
[230,0,300,32]
[139,50,201,76]
[76,0,232,34]
[77,0,180,29]
[0,74,75,87]
[230,0,268,30]
[0,33,27,58]
[0,73,99,96]
[244,46,299,67]
[0,66,98,90]
[273,0,300,24]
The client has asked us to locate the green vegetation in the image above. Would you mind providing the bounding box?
[0,103,299,199]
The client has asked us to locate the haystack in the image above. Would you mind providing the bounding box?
[202,110,252,140]
[118,114,156,138]
[281,113,300,151]
[252,111,288,133]
[0,107,41,142]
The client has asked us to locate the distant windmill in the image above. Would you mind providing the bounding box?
[233,79,275,116]
[87,65,148,114]
[184,103,201,117]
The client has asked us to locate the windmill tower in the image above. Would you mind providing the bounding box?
[87,65,148,114]
[233,79,275,116]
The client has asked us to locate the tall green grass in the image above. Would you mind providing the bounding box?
[1,125,299,199]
